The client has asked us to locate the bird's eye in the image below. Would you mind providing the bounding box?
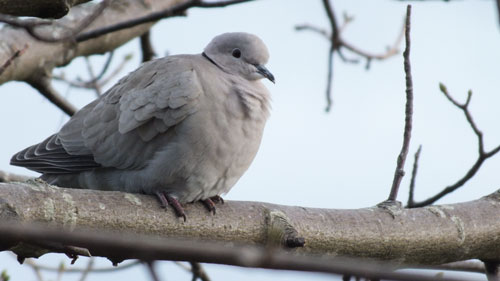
[232,48,241,58]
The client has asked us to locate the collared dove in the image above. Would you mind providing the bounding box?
[11,32,274,220]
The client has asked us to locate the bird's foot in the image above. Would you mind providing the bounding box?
[201,196,224,215]
[201,198,216,215]
[155,191,187,221]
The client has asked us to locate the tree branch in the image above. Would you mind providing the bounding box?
[0,0,91,19]
[0,221,479,281]
[295,1,405,111]
[483,260,500,281]
[140,31,156,62]
[0,0,252,86]
[408,84,500,207]
[0,180,499,266]
[388,5,413,202]
[27,75,77,116]
[75,0,254,43]
[407,145,422,206]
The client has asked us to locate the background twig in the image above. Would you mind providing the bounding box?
[388,4,413,202]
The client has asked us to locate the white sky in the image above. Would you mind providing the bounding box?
[1,0,498,280]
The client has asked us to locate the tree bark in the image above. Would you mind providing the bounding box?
[0,0,91,19]
[0,0,186,85]
[0,179,498,265]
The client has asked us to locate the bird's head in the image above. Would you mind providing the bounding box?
[203,32,275,83]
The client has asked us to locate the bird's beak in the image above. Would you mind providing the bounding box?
[256,65,275,84]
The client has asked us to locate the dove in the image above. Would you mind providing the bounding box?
[10,32,274,220]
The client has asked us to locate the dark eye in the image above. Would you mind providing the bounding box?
[232,48,241,58]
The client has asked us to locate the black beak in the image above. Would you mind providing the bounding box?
[256,65,275,84]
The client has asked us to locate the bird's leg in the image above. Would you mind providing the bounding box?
[210,195,224,204]
[166,194,187,221]
[155,191,169,208]
[155,191,187,221]
[201,198,216,215]
[201,195,224,214]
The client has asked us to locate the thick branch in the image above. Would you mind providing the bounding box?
[0,222,470,281]
[0,0,91,19]
[0,0,184,85]
[0,180,499,266]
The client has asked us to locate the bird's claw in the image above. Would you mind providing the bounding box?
[155,191,187,221]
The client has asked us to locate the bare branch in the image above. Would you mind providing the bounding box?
[0,222,475,281]
[388,5,413,202]
[408,84,500,207]
[296,1,405,111]
[140,31,156,62]
[77,257,94,281]
[407,145,422,206]
[27,76,77,116]
[24,259,141,273]
[0,0,111,43]
[75,0,255,43]
[483,260,499,281]
[189,262,211,281]
[1,181,499,266]
[294,24,330,40]
[0,0,92,19]
[52,52,131,93]
[145,261,161,281]
[496,0,500,27]
[322,0,340,43]
[83,56,101,96]
[325,46,334,111]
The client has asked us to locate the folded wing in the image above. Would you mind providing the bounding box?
[11,56,203,174]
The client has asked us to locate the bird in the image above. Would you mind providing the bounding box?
[11,32,274,220]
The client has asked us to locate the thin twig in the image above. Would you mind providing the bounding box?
[388,5,413,202]
[145,261,161,281]
[140,31,156,62]
[322,0,339,112]
[0,44,28,76]
[53,52,130,92]
[408,84,500,208]
[407,145,422,206]
[190,262,211,281]
[325,46,334,111]
[78,258,95,281]
[84,57,101,96]
[76,0,254,42]
[483,260,499,281]
[496,0,500,27]
[296,1,405,111]
[24,258,141,273]
[27,76,77,116]
[294,24,330,40]
[92,51,114,83]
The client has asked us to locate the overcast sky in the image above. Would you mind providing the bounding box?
[1,0,499,280]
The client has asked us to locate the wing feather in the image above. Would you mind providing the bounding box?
[11,55,203,174]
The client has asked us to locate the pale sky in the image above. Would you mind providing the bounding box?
[1,0,498,280]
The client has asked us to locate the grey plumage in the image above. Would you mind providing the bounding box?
[11,32,273,206]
